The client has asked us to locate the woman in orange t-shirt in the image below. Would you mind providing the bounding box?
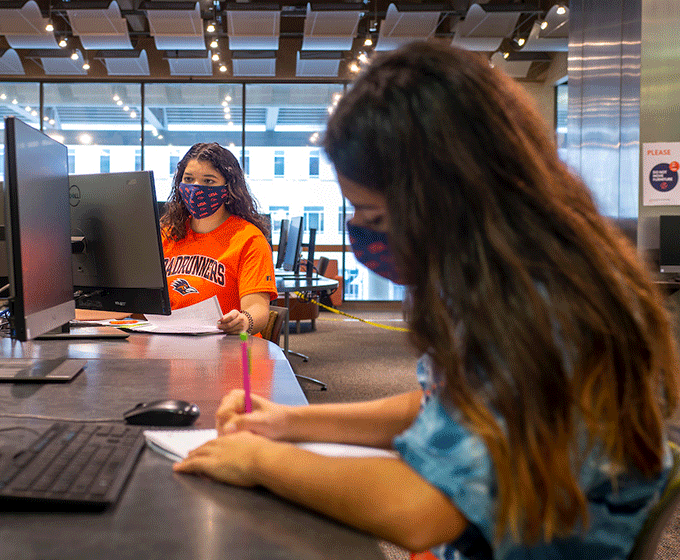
[160,143,277,336]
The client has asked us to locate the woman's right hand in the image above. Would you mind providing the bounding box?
[216,389,293,440]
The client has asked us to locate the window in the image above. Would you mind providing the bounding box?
[43,82,141,176]
[274,151,285,177]
[338,205,346,233]
[555,82,568,162]
[304,206,324,233]
[100,150,111,173]
[134,149,142,171]
[309,150,320,177]
[269,206,289,232]
[169,154,180,175]
[243,150,250,176]
[68,149,76,174]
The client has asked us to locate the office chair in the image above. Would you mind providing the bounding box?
[261,305,288,346]
[263,305,327,391]
[627,440,680,560]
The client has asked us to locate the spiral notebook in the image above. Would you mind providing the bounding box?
[143,429,399,462]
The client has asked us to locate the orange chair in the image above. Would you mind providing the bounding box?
[314,257,342,308]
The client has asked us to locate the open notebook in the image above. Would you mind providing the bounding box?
[143,429,399,461]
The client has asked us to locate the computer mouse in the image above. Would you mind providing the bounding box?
[123,399,200,427]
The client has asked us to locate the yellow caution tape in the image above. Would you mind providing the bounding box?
[293,291,410,332]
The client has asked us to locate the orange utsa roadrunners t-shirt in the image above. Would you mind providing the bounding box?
[162,215,278,316]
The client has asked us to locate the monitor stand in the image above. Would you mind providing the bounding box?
[0,357,86,383]
[35,322,129,340]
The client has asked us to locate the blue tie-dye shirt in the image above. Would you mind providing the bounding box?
[392,354,672,560]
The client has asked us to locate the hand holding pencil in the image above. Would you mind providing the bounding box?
[215,389,292,439]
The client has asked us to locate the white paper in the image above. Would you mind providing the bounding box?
[143,428,399,461]
[642,142,680,206]
[129,296,224,334]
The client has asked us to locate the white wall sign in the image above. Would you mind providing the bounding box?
[643,142,680,206]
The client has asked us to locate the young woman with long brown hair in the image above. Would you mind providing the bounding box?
[174,43,678,559]
[161,142,277,335]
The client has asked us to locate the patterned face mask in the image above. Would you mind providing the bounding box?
[178,182,228,219]
[347,222,404,285]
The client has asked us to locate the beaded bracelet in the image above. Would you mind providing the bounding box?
[240,309,254,334]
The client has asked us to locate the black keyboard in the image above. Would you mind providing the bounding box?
[0,421,145,510]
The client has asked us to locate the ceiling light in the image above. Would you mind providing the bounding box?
[31,110,37,117]
[503,52,510,59]
[12,98,18,104]
[349,62,360,73]
[113,94,120,101]
[358,52,369,64]
[49,119,55,125]
[59,37,68,48]
[206,23,216,33]
[225,95,232,102]
[79,133,92,145]
[212,53,219,61]
[45,22,54,32]
[540,21,549,30]
[130,111,137,118]
[0,94,6,100]
[82,62,90,70]
[158,135,164,140]
[556,5,566,15]
[516,37,525,47]
[210,39,218,49]
[116,100,123,106]
[363,37,373,47]
[43,116,48,121]
[25,105,31,111]
[71,51,79,60]
[123,105,130,111]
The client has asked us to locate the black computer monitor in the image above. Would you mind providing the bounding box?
[305,227,317,279]
[659,215,680,274]
[3,116,75,341]
[275,217,290,269]
[0,181,7,286]
[282,216,304,273]
[69,170,171,315]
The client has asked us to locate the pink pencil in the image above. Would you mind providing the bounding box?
[239,332,252,413]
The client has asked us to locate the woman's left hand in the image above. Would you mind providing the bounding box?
[173,431,269,487]
[217,309,248,334]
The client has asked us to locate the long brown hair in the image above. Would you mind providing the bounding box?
[160,142,269,241]
[324,42,678,544]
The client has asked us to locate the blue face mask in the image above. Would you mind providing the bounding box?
[178,182,228,219]
[347,222,404,285]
